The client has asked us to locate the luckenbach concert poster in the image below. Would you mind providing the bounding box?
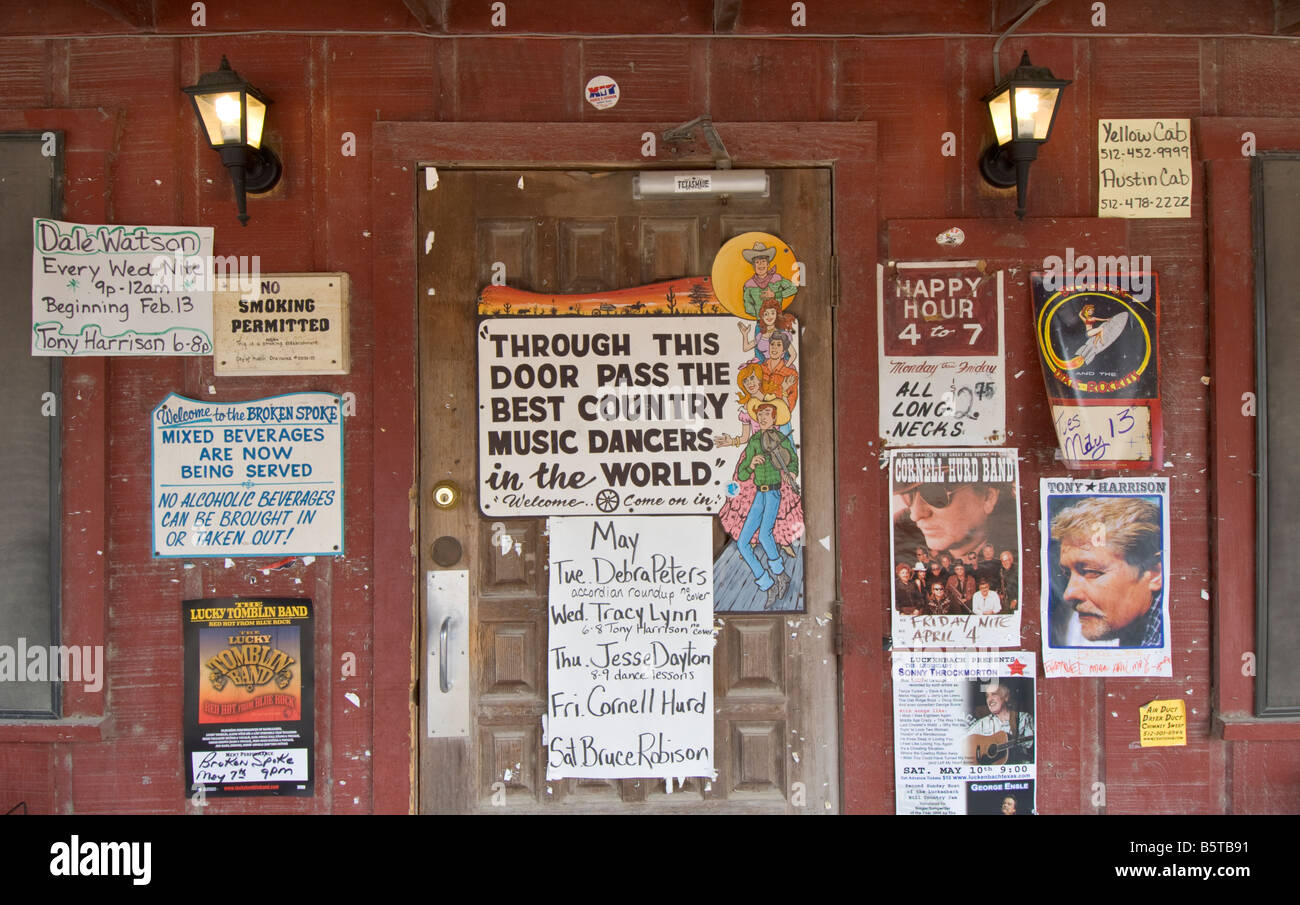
[892,651,1038,815]
[183,597,315,797]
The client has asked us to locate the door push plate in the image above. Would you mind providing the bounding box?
[426,569,469,738]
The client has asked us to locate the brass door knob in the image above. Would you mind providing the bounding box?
[431,480,461,510]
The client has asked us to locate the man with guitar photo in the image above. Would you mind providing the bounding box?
[963,680,1035,766]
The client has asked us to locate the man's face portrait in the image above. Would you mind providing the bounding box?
[753,255,771,277]
[1000,551,1014,569]
[767,336,786,361]
[897,564,911,582]
[985,690,1008,717]
[930,582,946,600]
[1048,494,1165,650]
[1060,540,1162,642]
[755,405,776,431]
[1001,796,1017,815]
[902,483,999,557]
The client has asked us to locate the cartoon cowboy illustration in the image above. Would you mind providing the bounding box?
[735,399,800,607]
[741,241,798,319]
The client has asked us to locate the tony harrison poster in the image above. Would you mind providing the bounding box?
[1039,478,1172,678]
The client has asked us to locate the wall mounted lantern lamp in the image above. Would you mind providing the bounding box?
[979,51,1070,220]
[183,56,282,226]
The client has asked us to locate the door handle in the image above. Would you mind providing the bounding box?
[426,569,469,738]
[439,616,453,693]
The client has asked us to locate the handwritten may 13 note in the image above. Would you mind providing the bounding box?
[545,515,715,780]
[1051,404,1152,463]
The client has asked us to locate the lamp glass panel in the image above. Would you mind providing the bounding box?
[194,90,246,146]
[1013,86,1060,140]
[1032,87,1060,139]
[987,88,1013,146]
[245,95,266,149]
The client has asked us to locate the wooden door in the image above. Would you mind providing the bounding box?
[417,169,837,813]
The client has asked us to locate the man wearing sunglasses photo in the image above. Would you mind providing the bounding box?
[893,480,1017,568]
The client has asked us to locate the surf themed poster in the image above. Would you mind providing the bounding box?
[183,597,315,797]
[1030,271,1161,469]
[475,232,808,613]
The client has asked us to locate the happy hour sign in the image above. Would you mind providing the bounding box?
[152,392,344,558]
[546,515,715,780]
[877,262,1006,446]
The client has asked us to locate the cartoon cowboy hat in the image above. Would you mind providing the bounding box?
[746,396,792,426]
[741,241,778,263]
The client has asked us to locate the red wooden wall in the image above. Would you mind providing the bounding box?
[1,0,1297,814]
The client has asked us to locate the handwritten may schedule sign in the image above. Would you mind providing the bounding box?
[152,392,344,558]
[877,263,1005,446]
[546,516,715,780]
[31,218,214,356]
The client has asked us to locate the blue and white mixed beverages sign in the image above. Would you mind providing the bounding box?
[152,392,344,558]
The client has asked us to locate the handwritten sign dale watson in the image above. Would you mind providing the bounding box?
[213,273,350,376]
[31,218,214,357]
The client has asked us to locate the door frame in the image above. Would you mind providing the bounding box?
[369,121,881,813]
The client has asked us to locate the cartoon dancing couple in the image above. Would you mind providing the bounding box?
[716,242,802,608]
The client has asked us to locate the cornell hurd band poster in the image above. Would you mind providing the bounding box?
[183,597,314,797]
[890,448,1022,649]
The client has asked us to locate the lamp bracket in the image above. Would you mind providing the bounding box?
[662,115,732,170]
